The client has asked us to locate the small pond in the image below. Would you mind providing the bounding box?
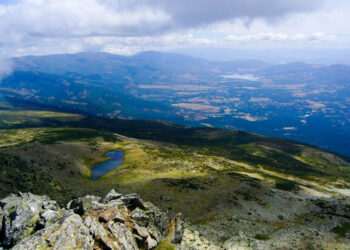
[90,149,125,180]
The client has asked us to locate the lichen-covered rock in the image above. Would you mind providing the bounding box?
[134,224,151,238]
[107,221,138,250]
[38,209,65,228]
[100,207,125,223]
[145,235,158,249]
[84,216,120,249]
[13,212,94,250]
[85,207,125,224]
[179,225,217,250]
[0,192,59,248]
[1,190,188,250]
[121,193,146,210]
[66,195,101,215]
[131,207,149,226]
[144,201,172,233]
[103,189,123,203]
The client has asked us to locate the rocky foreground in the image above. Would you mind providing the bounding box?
[1,190,350,250]
[0,190,211,250]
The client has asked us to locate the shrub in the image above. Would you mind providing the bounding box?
[155,241,175,250]
[255,234,270,241]
[275,180,299,191]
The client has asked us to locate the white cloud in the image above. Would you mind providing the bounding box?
[0,0,349,57]
[225,32,336,43]
[0,0,170,41]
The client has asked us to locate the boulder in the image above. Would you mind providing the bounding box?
[66,195,101,215]
[133,224,150,238]
[145,236,158,249]
[103,189,123,203]
[107,221,138,250]
[85,207,125,224]
[121,193,146,210]
[98,208,125,223]
[133,224,159,250]
[144,202,171,231]
[0,192,59,248]
[146,224,163,243]
[131,207,149,227]
[13,212,94,250]
[84,216,120,249]
[0,191,187,250]
[38,209,64,228]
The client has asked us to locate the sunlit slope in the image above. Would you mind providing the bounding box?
[0,109,349,202]
[1,109,350,248]
[0,108,349,182]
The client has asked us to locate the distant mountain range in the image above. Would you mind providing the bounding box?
[1,51,350,156]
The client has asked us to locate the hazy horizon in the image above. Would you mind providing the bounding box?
[5,48,350,64]
[1,0,350,59]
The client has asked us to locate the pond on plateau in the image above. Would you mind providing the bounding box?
[90,149,125,179]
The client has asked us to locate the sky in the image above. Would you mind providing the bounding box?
[0,0,350,59]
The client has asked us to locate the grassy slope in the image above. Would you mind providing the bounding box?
[1,109,350,247]
[0,109,349,200]
[1,108,349,181]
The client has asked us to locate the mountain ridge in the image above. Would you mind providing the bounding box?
[2,51,350,156]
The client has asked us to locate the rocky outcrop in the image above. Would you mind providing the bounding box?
[0,190,202,250]
[0,192,60,248]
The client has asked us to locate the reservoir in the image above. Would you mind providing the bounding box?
[91,149,125,179]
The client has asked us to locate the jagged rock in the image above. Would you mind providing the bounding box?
[0,192,59,248]
[84,216,120,249]
[146,223,163,243]
[144,201,172,232]
[134,224,150,238]
[121,193,146,210]
[133,224,159,250]
[1,191,188,250]
[105,198,125,208]
[84,206,125,224]
[98,207,125,223]
[145,236,158,249]
[132,201,174,243]
[13,212,94,250]
[107,221,138,250]
[38,209,64,228]
[66,195,101,215]
[131,207,149,227]
[103,189,123,203]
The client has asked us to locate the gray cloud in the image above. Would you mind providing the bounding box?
[0,0,326,41]
[148,0,326,28]
[0,0,340,56]
[225,32,336,43]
